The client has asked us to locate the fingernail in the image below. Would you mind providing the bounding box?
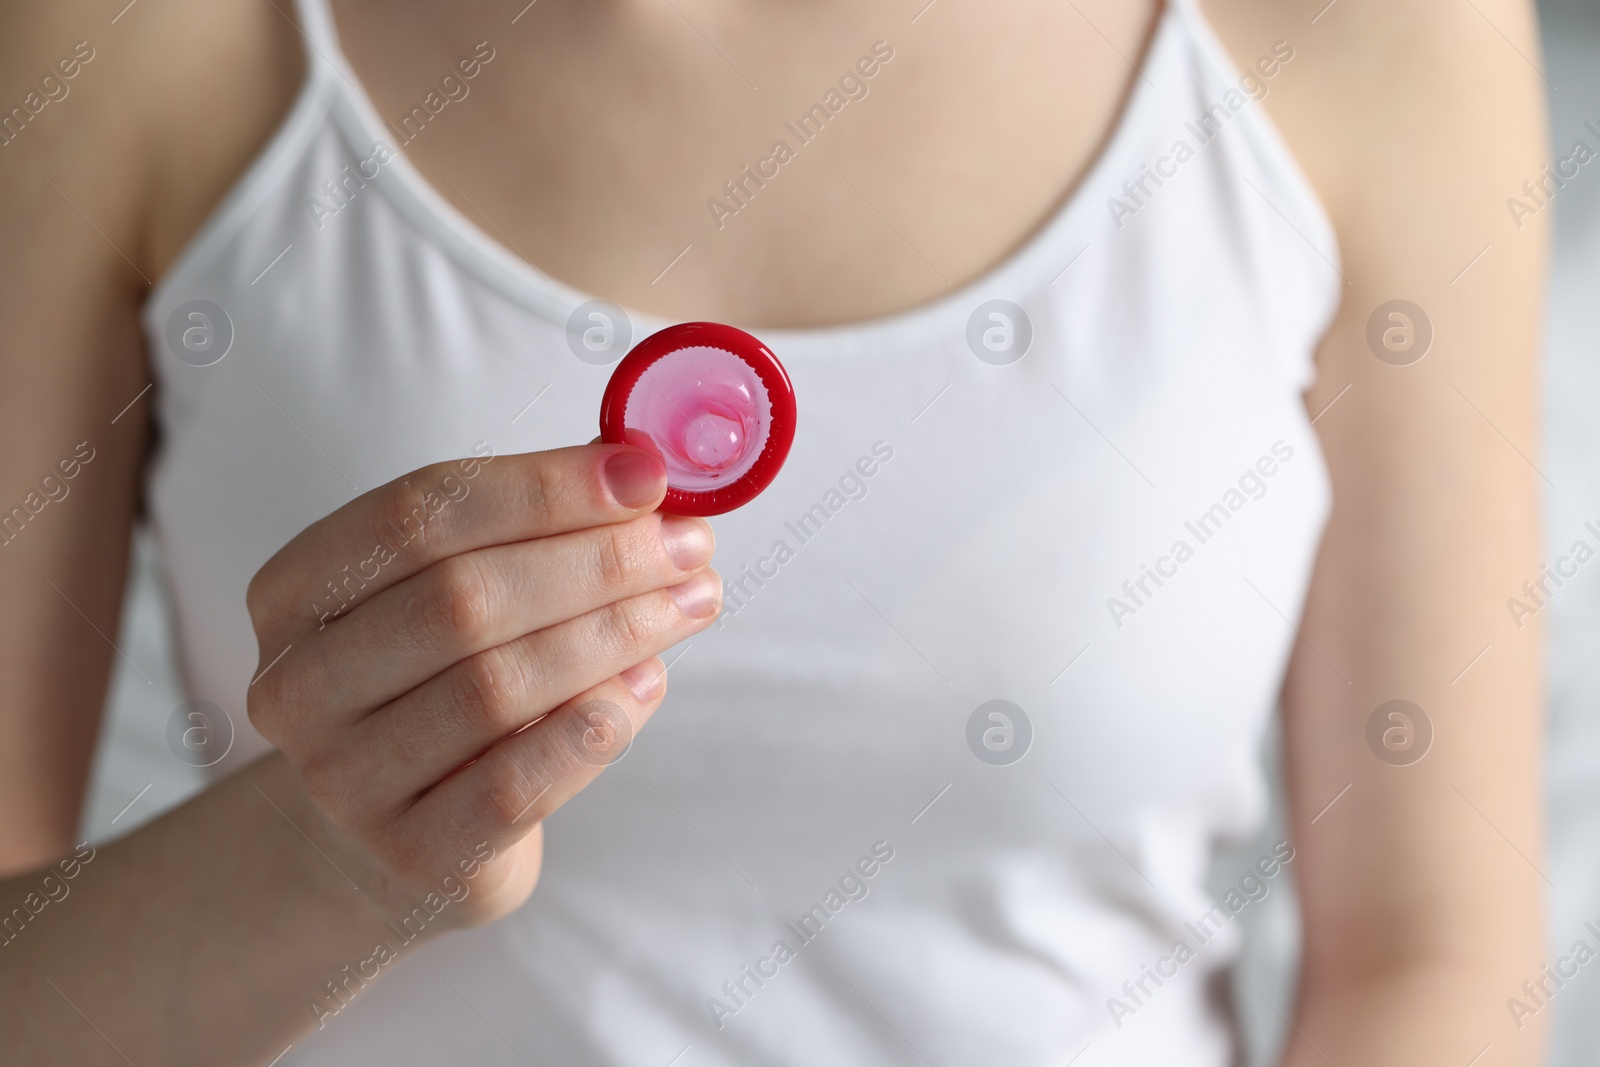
[603,449,666,509]
[667,570,722,620]
[621,660,666,701]
[660,515,714,571]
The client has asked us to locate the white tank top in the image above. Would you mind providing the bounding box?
[138,0,1339,1061]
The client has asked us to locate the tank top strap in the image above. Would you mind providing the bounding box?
[291,0,355,87]
[1163,0,1245,87]
[1160,0,1342,301]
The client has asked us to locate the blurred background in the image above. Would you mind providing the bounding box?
[78,0,1600,1062]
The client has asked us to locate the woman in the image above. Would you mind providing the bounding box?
[0,0,1549,1063]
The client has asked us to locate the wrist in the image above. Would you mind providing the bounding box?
[236,752,403,946]
[242,752,486,953]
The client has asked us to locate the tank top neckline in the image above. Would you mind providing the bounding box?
[145,0,1304,357]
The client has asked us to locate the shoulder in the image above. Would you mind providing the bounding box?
[0,0,304,282]
[1201,0,1547,262]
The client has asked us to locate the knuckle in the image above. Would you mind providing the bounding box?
[450,644,533,737]
[245,664,293,743]
[521,460,554,531]
[373,471,455,569]
[384,710,430,780]
[244,685,276,741]
[418,556,497,652]
[245,553,293,633]
[474,750,549,830]
[597,596,656,659]
[590,522,646,593]
[373,479,427,558]
[296,749,352,819]
[244,566,271,626]
[561,699,633,768]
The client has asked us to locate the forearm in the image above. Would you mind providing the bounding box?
[0,752,415,1066]
[1281,961,1546,1067]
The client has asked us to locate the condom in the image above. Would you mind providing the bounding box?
[599,322,797,516]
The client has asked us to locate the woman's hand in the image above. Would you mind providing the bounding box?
[244,442,720,931]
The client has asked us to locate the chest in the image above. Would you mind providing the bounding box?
[325,0,1160,326]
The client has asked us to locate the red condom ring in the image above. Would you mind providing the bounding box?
[599,322,797,517]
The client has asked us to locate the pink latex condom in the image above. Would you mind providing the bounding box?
[599,322,797,516]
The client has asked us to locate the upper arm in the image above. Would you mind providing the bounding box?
[1210,0,1548,987]
[0,5,156,872]
[0,0,301,873]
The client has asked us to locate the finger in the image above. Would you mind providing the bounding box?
[248,444,668,645]
[396,669,666,850]
[342,571,717,806]
[289,512,713,722]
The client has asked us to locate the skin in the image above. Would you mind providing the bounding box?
[0,0,1548,1063]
